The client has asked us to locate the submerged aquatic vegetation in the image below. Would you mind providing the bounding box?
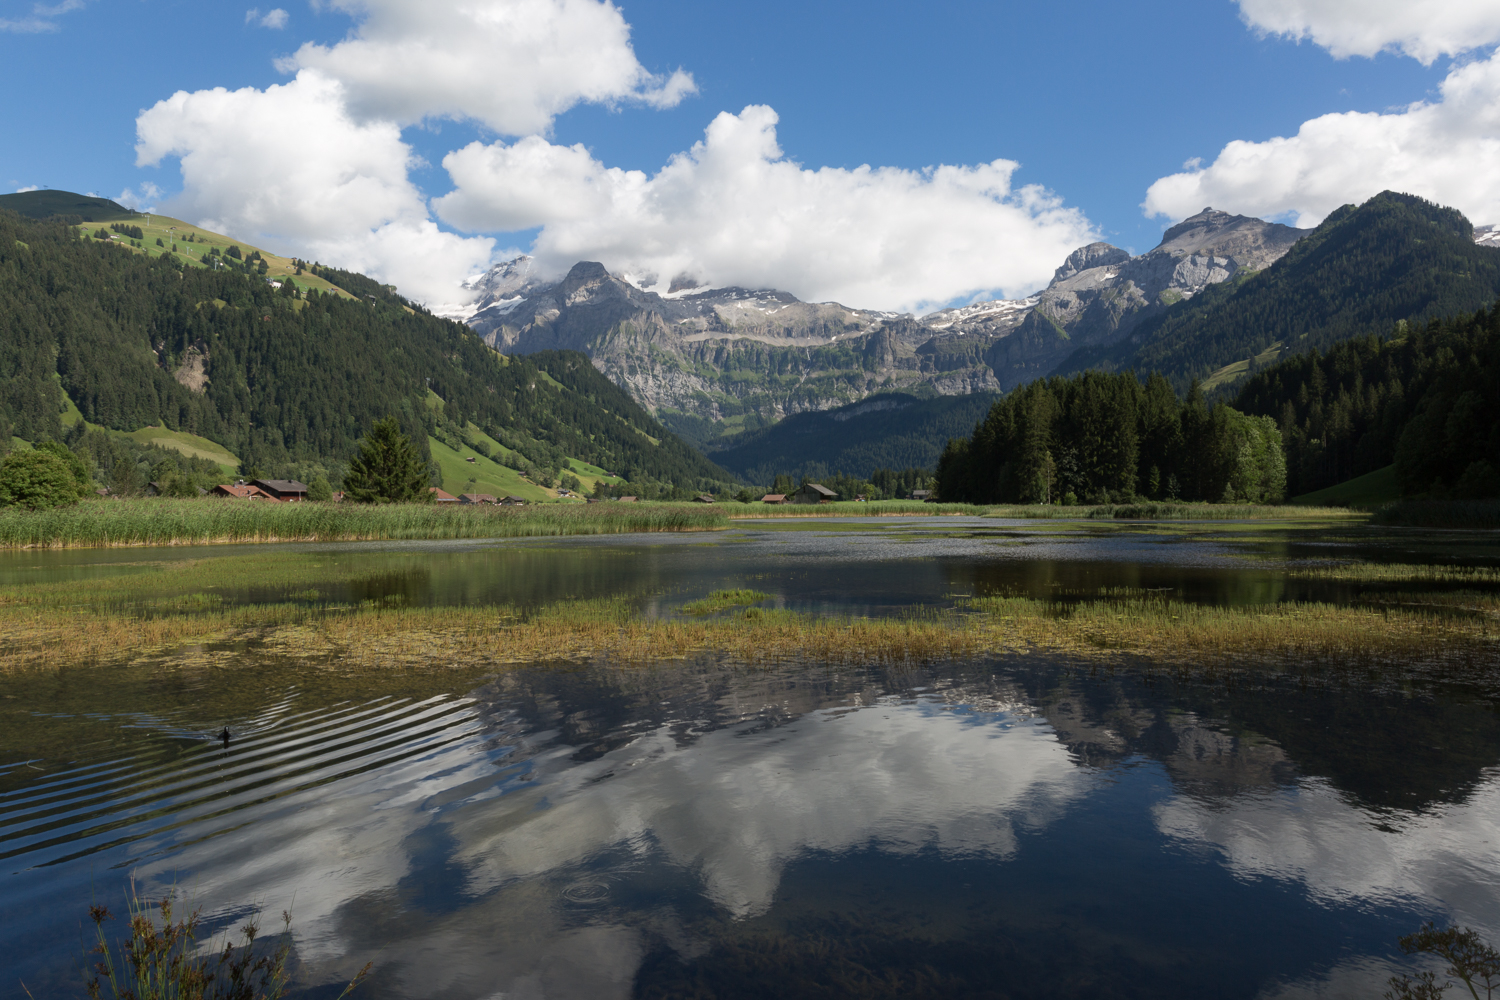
[0,499,727,549]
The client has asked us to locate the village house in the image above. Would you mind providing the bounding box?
[428,487,460,503]
[616,496,638,503]
[792,483,837,504]
[250,479,308,502]
[459,493,496,504]
[499,495,527,505]
[693,494,715,503]
[910,489,933,502]
[761,493,787,504]
[213,483,276,500]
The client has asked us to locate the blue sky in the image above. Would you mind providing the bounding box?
[2,0,1495,310]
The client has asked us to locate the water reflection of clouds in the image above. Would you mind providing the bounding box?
[451,696,1090,918]
[1155,771,1500,944]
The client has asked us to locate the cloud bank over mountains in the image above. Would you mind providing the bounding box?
[1146,0,1500,229]
[129,0,1500,309]
[130,0,1096,309]
[434,105,1097,311]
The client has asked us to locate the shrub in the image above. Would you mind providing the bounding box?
[0,449,84,509]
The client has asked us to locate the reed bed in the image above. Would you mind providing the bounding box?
[0,498,727,548]
[727,501,983,517]
[3,587,1493,675]
[1285,561,1500,584]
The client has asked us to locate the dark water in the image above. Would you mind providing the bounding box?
[3,518,1500,999]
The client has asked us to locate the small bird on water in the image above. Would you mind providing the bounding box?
[218,727,231,747]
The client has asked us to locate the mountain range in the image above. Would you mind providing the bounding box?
[456,207,1306,413]
[457,192,1500,464]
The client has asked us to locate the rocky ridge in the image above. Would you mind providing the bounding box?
[459,206,1458,439]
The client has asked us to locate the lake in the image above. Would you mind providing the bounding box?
[3,516,1499,998]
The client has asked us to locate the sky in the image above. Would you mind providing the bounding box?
[2,0,1498,312]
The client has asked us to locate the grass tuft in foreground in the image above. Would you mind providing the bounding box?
[0,498,727,548]
[82,883,369,1000]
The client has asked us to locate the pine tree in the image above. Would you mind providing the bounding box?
[344,417,431,504]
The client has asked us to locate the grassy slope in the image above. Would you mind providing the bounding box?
[0,192,351,297]
[57,383,242,474]
[1289,464,1400,508]
[122,427,239,472]
[427,435,553,501]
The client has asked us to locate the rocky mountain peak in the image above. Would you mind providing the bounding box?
[1052,242,1131,284]
[1154,207,1302,263]
[561,260,611,287]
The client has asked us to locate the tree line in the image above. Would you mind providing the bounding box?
[935,370,1285,505]
[1234,303,1500,499]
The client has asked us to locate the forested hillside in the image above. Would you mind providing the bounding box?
[1234,304,1500,499]
[707,392,997,483]
[936,371,1284,505]
[1057,192,1500,392]
[0,209,728,490]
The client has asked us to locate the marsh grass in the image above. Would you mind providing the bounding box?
[0,498,727,548]
[1287,561,1500,584]
[3,585,1493,675]
[680,589,770,615]
[728,501,982,517]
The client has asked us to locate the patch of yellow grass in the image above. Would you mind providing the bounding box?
[1,590,1493,675]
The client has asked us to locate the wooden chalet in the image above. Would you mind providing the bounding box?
[760,494,787,504]
[428,487,460,503]
[499,495,527,505]
[693,494,715,503]
[910,489,933,502]
[250,479,308,501]
[792,483,837,504]
[213,483,276,500]
[459,493,497,504]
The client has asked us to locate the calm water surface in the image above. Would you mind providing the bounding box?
[3,517,1499,998]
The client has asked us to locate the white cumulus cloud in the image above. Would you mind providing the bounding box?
[435,105,1098,311]
[114,182,162,211]
[246,7,289,29]
[134,71,494,303]
[279,0,695,133]
[1,0,84,32]
[1236,0,1500,64]
[1143,51,1500,228]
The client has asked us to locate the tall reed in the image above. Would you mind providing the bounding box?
[0,498,727,548]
